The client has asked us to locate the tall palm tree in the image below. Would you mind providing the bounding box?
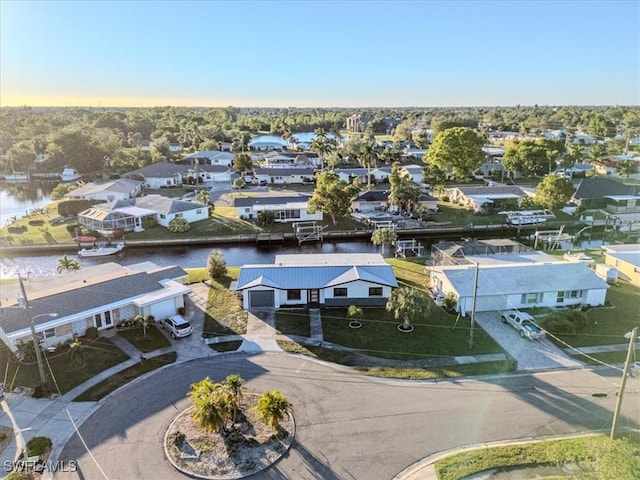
[189,377,232,435]
[196,189,211,206]
[386,286,430,332]
[359,142,379,189]
[310,128,332,171]
[588,143,606,165]
[224,374,247,424]
[371,227,397,255]
[347,305,364,327]
[57,255,80,273]
[252,390,292,431]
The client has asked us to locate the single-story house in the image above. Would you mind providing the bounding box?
[254,167,315,185]
[572,177,639,210]
[261,151,319,169]
[445,185,530,213]
[65,178,143,202]
[182,150,235,167]
[335,167,391,184]
[351,190,389,212]
[0,262,189,352]
[125,161,186,189]
[602,244,640,286]
[233,194,321,222]
[428,256,609,315]
[401,164,425,184]
[235,253,398,309]
[248,140,285,151]
[78,194,209,233]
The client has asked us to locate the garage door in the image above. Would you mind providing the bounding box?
[150,300,176,320]
[249,290,275,308]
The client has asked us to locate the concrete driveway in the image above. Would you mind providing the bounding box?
[475,312,584,371]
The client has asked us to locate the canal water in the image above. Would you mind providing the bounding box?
[0,184,54,227]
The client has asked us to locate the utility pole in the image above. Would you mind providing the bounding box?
[18,276,47,387]
[469,261,479,349]
[610,326,638,441]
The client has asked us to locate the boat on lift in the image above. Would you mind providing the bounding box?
[60,166,82,182]
[563,251,594,263]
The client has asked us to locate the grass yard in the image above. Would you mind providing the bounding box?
[201,269,247,338]
[1,337,129,394]
[118,326,171,353]
[1,201,79,245]
[387,257,429,291]
[275,310,311,337]
[73,352,177,401]
[321,306,503,360]
[435,434,640,480]
[549,280,640,348]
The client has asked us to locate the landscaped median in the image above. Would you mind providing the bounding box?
[433,433,640,480]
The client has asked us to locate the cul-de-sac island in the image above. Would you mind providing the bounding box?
[0,104,638,480]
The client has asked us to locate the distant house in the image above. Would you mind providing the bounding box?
[594,154,640,179]
[182,150,235,167]
[351,190,389,212]
[602,244,640,286]
[572,177,639,210]
[78,194,209,234]
[125,161,186,189]
[445,185,530,213]
[235,253,398,309]
[335,167,391,184]
[233,193,321,222]
[401,164,425,185]
[254,167,315,185]
[0,262,189,352]
[249,139,286,151]
[345,114,373,133]
[428,247,609,315]
[261,151,319,169]
[65,179,142,202]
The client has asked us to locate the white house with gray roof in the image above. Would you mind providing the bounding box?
[428,250,609,315]
[126,161,186,189]
[445,185,531,213]
[233,193,321,222]
[65,178,142,202]
[0,262,189,352]
[236,253,398,309]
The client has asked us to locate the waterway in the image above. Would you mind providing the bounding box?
[0,183,54,227]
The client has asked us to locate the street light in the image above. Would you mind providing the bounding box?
[17,275,58,387]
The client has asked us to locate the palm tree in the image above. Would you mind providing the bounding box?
[310,128,332,171]
[371,227,397,255]
[386,287,431,332]
[57,255,80,273]
[224,374,247,424]
[189,377,232,435]
[252,390,292,431]
[136,314,154,338]
[196,189,211,206]
[588,144,606,165]
[359,142,379,189]
[347,305,364,328]
[68,338,86,365]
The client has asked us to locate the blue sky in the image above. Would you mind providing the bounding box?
[1,0,638,107]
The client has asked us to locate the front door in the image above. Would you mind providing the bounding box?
[308,289,319,307]
[94,311,114,330]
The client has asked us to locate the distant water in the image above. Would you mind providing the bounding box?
[0,184,54,227]
[251,132,345,147]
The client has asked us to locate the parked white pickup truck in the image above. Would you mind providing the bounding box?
[501,310,546,340]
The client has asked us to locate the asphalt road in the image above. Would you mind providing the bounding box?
[54,353,638,480]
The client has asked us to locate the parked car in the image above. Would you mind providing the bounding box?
[501,310,546,340]
[160,315,193,338]
[259,179,268,186]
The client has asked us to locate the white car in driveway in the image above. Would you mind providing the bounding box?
[501,310,546,340]
[160,315,193,339]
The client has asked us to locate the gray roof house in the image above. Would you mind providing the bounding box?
[66,178,142,202]
[445,185,530,213]
[233,193,321,223]
[428,249,609,315]
[126,161,187,189]
[254,167,315,185]
[0,262,189,352]
[572,177,639,210]
[236,253,398,309]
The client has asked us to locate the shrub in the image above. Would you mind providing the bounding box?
[28,219,45,226]
[444,291,457,311]
[16,341,36,363]
[206,249,227,280]
[168,216,191,233]
[57,199,95,216]
[178,306,186,315]
[26,436,52,456]
[440,195,450,202]
[85,326,99,340]
[257,210,275,226]
[142,216,157,230]
[7,226,27,234]
[50,183,75,200]
[112,227,125,239]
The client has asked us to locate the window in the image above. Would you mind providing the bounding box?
[160,214,166,219]
[568,290,582,299]
[557,291,565,303]
[369,287,383,296]
[196,209,202,214]
[287,289,301,301]
[521,293,541,304]
[36,328,56,341]
[334,288,347,297]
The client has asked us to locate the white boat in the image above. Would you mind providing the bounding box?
[3,172,30,183]
[60,166,82,182]
[78,241,125,257]
[563,251,594,263]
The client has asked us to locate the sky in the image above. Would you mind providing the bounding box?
[0,0,638,108]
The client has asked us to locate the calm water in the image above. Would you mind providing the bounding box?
[251,132,345,147]
[0,184,54,227]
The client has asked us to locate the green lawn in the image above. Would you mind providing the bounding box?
[118,326,171,353]
[275,310,311,337]
[435,434,640,480]
[549,280,640,348]
[1,337,129,394]
[73,352,177,401]
[387,257,429,291]
[201,269,247,338]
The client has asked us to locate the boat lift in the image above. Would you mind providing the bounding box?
[394,239,424,258]
[293,221,325,245]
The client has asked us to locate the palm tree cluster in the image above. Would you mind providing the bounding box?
[188,375,291,435]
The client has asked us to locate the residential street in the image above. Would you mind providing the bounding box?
[53,353,638,480]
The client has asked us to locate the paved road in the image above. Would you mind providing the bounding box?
[53,353,638,480]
